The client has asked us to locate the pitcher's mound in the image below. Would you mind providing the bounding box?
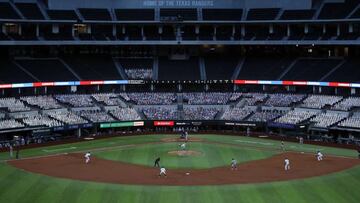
[168,150,203,157]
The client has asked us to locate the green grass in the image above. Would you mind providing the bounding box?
[94,142,277,169]
[0,134,359,203]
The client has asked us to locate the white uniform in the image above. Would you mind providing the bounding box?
[85,152,91,164]
[317,152,323,161]
[231,159,237,170]
[284,159,290,170]
[159,167,167,176]
[180,143,186,150]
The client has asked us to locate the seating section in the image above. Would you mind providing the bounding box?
[221,107,254,121]
[119,58,153,80]
[183,93,232,105]
[108,107,141,121]
[0,119,25,130]
[202,9,243,21]
[115,9,154,21]
[92,93,125,106]
[21,113,62,127]
[338,113,360,128]
[78,9,111,21]
[55,94,94,107]
[280,9,315,20]
[275,109,318,124]
[47,10,79,20]
[46,110,87,125]
[75,109,115,123]
[0,98,30,112]
[0,2,20,19]
[205,56,238,79]
[265,94,306,107]
[300,95,343,109]
[184,106,219,120]
[318,1,358,19]
[247,110,284,122]
[21,96,62,110]
[15,3,44,20]
[158,57,200,80]
[332,97,360,111]
[63,55,122,80]
[310,112,347,128]
[127,93,176,105]
[142,106,179,120]
[16,59,77,81]
[246,8,280,20]
[0,59,34,83]
[239,93,268,106]
[282,59,341,81]
[160,9,198,21]
[238,57,293,80]
[323,59,360,82]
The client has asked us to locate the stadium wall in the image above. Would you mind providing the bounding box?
[46,0,312,9]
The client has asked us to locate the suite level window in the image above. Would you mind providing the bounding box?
[4,23,20,34]
[74,24,89,36]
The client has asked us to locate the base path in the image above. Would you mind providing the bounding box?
[8,152,360,186]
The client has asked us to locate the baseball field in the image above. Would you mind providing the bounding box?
[1,134,360,203]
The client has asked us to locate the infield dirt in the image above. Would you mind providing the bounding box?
[9,152,360,186]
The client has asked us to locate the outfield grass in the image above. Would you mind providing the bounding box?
[0,134,359,203]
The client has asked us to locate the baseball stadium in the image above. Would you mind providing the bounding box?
[1,0,360,202]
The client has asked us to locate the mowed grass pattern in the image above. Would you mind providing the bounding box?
[94,142,277,169]
[0,134,360,203]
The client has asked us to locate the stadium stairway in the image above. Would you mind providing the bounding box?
[12,60,40,82]
[9,1,25,19]
[231,57,245,80]
[153,57,159,80]
[37,0,50,20]
[320,59,347,81]
[58,58,82,80]
[112,58,128,80]
[199,57,206,80]
[277,58,299,80]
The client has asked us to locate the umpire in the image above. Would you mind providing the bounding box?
[154,157,161,167]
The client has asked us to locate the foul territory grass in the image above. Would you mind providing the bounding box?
[0,134,359,203]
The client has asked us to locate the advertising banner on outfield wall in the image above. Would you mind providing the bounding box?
[100,121,145,128]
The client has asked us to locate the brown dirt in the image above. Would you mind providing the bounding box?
[161,137,203,142]
[168,150,203,157]
[8,152,360,186]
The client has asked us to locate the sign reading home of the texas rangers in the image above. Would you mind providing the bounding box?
[143,0,214,7]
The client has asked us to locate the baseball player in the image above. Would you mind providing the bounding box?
[316,151,323,161]
[179,143,186,151]
[159,166,167,177]
[284,158,290,171]
[231,158,238,170]
[281,141,285,151]
[299,137,304,144]
[154,157,161,167]
[84,152,91,164]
